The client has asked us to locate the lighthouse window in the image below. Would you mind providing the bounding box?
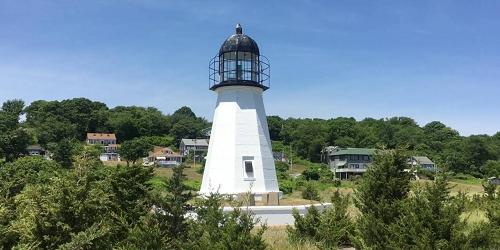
[244,160,254,179]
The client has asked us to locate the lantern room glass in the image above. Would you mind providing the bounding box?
[219,51,260,83]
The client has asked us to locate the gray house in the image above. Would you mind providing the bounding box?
[179,139,209,156]
[409,156,437,171]
[327,148,376,179]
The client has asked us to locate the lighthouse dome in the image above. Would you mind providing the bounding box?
[219,24,260,56]
[209,24,270,91]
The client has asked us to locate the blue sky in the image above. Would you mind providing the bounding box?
[0,0,499,136]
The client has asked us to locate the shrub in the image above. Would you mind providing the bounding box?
[418,168,435,180]
[333,178,341,187]
[302,182,320,201]
[288,190,353,248]
[279,179,295,194]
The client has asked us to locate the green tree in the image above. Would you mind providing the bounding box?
[389,174,468,249]
[25,98,108,142]
[119,138,153,166]
[106,106,171,141]
[0,128,32,162]
[482,160,500,177]
[50,138,80,168]
[187,193,267,250]
[122,166,191,249]
[302,182,320,201]
[11,154,115,248]
[267,115,283,141]
[354,149,411,249]
[288,190,353,248]
[170,117,205,142]
[0,99,32,162]
[0,156,61,248]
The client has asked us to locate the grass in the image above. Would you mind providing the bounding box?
[154,164,203,181]
[461,209,488,224]
[451,174,483,185]
[262,227,317,250]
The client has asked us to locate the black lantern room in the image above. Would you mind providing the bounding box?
[209,24,270,91]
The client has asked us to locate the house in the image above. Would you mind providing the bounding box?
[100,144,120,161]
[488,177,500,185]
[26,145,50,159]
[409,156,437,171]
[273,151,287,162]
[86,133,117,145]
[86,133,120,161]
[326,147,376,180]
[325,146,437,179]
[145,146,184,167]
[179,139,209,156]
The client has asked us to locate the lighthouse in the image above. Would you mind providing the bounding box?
[200,24,280,196]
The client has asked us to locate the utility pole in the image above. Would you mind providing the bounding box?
[193,139,197,168]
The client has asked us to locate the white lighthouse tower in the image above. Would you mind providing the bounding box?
[200,24,279,196]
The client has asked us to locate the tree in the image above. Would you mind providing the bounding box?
[25,98,108,142]
[51,139,79,168]
[288,190,353,248]
[0,128,32,162]
[10,152,115,249]
[267,115,283,141]
[0,99,32,162]
[186,193,267,250]
[302,182,320,201]
[389,174,468,249]
[162,166,192,245]
[106,106,171,141]
[171,106,196,123]
[354,149,411,249]
[170,117,205,142]
[119,138,153,166]
[481,160,500,177]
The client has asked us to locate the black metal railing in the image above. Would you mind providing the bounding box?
[209,54,270,90]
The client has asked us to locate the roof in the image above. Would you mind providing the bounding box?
[149,146,183,158]
[331,148,376,156]
[86,133,116,140]
[219,24,260,55]
[26,145,44,151]
[181,139,209,147]
[412,156,435,165]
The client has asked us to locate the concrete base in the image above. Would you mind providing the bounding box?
[223,203,332,226]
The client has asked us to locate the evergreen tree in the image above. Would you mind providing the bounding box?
[288,190,353,248]
[389,174,468,249]
[354,149,411,249]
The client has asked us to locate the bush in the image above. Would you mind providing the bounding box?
[333,178,341,187]
[279,179,295,194]
[302,182,320,201]
[184,179,201,191]
[302,168,321,181]
[302,164,332,181]
[288,190,353,248]
[418,168,435,180]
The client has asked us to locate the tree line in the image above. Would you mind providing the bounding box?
[1,97,499,178]
[0,98,209,164]
[268,116,500,178]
